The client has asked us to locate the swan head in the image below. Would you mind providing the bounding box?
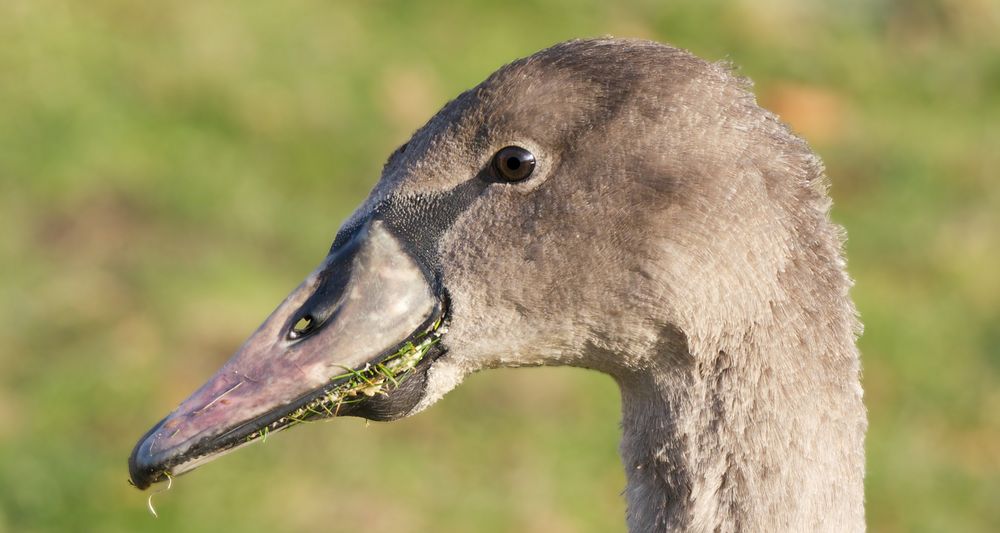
[129,38,827,489]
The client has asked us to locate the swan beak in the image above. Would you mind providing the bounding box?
[128,220,442,489]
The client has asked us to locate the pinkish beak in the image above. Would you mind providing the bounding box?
[129,220,442,489]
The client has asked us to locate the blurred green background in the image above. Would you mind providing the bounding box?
[1,0,997,531]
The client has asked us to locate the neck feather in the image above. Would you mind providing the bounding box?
[614,283,866,532]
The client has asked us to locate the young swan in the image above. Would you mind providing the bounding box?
[130,38,866,532]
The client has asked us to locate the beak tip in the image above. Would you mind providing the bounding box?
[128,417,167,490]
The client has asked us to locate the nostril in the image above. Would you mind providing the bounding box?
[288,314,316,340]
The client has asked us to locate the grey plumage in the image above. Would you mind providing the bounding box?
[395,39,867,531]
[131,37,866,532]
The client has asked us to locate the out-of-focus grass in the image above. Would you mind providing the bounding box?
[1,0,997,531]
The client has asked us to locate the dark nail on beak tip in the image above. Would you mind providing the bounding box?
[128,417,166,490]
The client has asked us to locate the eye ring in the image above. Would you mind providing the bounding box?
[491,146,536,182]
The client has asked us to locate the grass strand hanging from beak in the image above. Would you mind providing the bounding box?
[146,472,173,518]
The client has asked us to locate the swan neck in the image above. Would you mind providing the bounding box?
[616,330,866,532]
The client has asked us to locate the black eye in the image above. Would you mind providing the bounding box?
[492,146,536,182]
